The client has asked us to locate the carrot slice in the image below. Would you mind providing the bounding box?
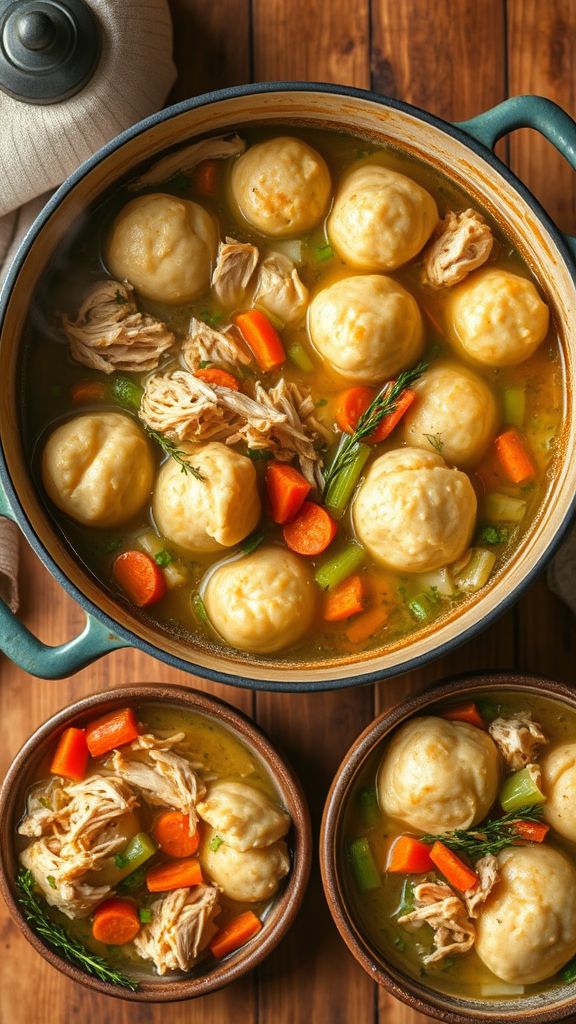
[429,841,479,892]
[50,727,89,781]
[234,310,286,372]
[324,575,364,622]
[266,461,311,524]
[283,501,337,556]
[146,857,203,893]
[210,911,262,959]
[494,428,536,485]
[113,550,167,607]
[335,387,375,434]
[194,368,240,391]
[372,388,416,442]
[442,703,485,729]
[194,158,219,196]
[86,707,139,758]
[514,820,549,843]
[92,898,140,945]
[386,835,435,873]
[71,381,106,404]
[345,605,390,644]
[153,811,199,859]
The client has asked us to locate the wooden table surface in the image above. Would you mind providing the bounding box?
[1,1,576,1021]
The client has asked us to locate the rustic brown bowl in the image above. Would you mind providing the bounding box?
[0,684,311,1002]
[320,672,576,1023]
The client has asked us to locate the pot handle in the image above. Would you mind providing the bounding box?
[455,95,576,259]
[0,477,127,679]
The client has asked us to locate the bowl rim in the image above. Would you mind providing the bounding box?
[320,670,576,1023]
[1,82,575,692]
[0,683,312,1002]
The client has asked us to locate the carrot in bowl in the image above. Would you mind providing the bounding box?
[210,911,262,959]
[442,703,485,729]
[86,707,139,758]
[50,727,89,781]
[71,380,106,404]
[266,461,311,524]
[153,811,199,859]
[334,385,415,443]
[113,550,167,607]
[234,310,285,372]
[494,428,536,485]
[386,835,435,874]
[194,158,219,196]
[146,857,203,893]
[430,841,479,892]
[323,574,364,622]
[283,502,337,556]
[514,819,549,843]
[194,367,240,391]
[92,898,140,945]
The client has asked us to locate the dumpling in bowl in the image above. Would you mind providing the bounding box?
[377,715,501,832]
[447,268,549,367]
[352,448,477,573]
[152,442,260,553]
[230,136,331,237]
[203,546,316,654]
[42,412,154,528]
[197,780,290,850]
[402,362,499,467]
[541,744,576,842]
[201,826,290,902]
[476,845,576,984]
[106,193,218,303]
[308,274,423,384]
[327,165,438,271]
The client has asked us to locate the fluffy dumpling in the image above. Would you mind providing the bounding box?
[152,441,260,553]
[308,274,423,384]
[447,268,549,367]
[230,136,331,236]
[476,846,576,984]
[541,744,576,842]
[378,716,501,832]
[196,780,290,850]
[201,826,290,902]
[352,448,477,573]
[327,164,438,271]
[106,193,218,303]
[402,362,499,467]
[203,546,316,654]
[42,412,154,528]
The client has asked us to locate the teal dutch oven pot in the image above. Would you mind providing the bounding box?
[0,85,575,691]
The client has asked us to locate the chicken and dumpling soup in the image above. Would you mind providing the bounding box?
[341,693,576,1000]
[21,126,565,661]
[15,703,292,987]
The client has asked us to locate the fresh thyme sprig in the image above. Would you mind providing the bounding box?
[419,806,545,860]
[145,428,205,482]
[322,360,428,494]
[16,869,138,991]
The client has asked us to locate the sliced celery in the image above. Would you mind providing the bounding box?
[499,766,546,813]
[324,442,371,518]
[413,567,455,597]
[349,837,381,892]
[484,492,527,524]
[358,787,379,829]
[503,386,526,428]
[137,531,189,588]
[113,832,157,880]
[454,548,496,593]
[253,302,284,330]
[314,542,366,590]
[408,594,434,622]
[287,341,314,373]
[109,376,144,411]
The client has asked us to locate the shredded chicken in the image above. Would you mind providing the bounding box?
[129,133,246,189]
[134,885,220,974]
[211,236,259,308]
[130,731,186,752]
[489,711,548,770]
[107,748,205,831]
[20,837,112,918]
[62,280,175,374]
[464,854,499,917]
[18,779,70,838]
[139,369,246,442]
[398,880,475,964]
[253,252,309,324]
[182,317,252,373]
[423,209,494,287]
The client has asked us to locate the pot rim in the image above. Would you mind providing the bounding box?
[0,682,312,1001]
[320,671,576,1023]
[1,81,575,692]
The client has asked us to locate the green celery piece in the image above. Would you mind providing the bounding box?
[241,530,265,555]
[454,548,496,593]
[394,878,415,917]
[503,386,526,428]
[408,594,434,622]
[314,542,366,591]
[117,865,147,894]
[324,442,371,518]
[109,376,144,411]
[483,492,527,524]
[358,787,380,829]
[192,592,209,625]
[561,957,576,983]
[349,837,381,892]
[113,832,157,880]
[287,341,314,372]
[500,766,546,813]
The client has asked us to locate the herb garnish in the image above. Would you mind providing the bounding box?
[144,428,205,482]
[209,835,224,852]
[420,806,545,859]
[114,290,128,305]
[16,869,138,991]
[139,908,152,924]
[315,243,334,262]
[200,310,224,328]
[424,432,444,453]
[322,361,428,494]
[154,549,173,567]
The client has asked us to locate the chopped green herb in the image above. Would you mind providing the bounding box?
[424,432,444,453]
[199,360,213,369]
[209,835,224,852]
[117,865,147,894]
[315,398,328,407]
[114,852,128,870]
[199,310,224,327]
[145,428,205,481]
[420,806,545,859]
[241,530,265,555]
[39,797,51,810]
[192,592,209,626]
[315,243,334,261]
[478,524,509,545]
[154,549,173,567]
[46,875,57,890]
[139,908,152,924]
[114,289,128,305]
[246,448,273,461]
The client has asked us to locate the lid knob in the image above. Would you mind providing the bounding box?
[17,10,56,50]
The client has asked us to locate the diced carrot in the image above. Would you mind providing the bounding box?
[335,387,375,434]
[71,380,106,404]
[283,501,337,556]
[146,857,203,893]
[92,898,140,945]
[514,820,550,843]
[210,911,262,959]
[386,835,435,873]
[429,841,479,892]
[324,575,365,622]
[234,310,286,372]
[442,703,486,729]
[194,368,240,391]
[345,605,390,644]
[86,707,140,758]
[494,428,536,485]
[194,158,219,196]
[372,388,416,442]
[153,811,199,859]
[113,550,167,607]
[266,461,311,524]
[50,727,89,781]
